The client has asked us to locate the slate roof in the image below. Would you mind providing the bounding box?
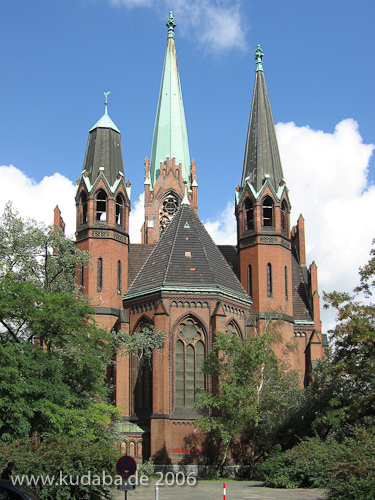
[128,244,155,284]
[241,61,284,193]
[124,205,250,305]
[82,114,124,187]
[291,248,313,322]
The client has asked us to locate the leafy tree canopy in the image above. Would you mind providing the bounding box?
[0,204,117,441]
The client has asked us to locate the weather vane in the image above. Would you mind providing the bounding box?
[104,91,111,105]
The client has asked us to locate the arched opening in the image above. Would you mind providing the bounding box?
[134,319,154,413]
[281,200,288,233]
[267,263,272,297]
[262,196,273,227]
[175,317,205,408]
[117,260,122,295]
[96,189,107,222]
[226,320,242,338]
[285,266,288,300]
[244,198,254,231]
[247,264,252,298]
[97,257,103,292]
[80,191,87,225]
[115,194,125,226]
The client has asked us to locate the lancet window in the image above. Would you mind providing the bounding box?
[134,319,153,412]
[281,200,288,233]
[175,317,205,408]
[267,263,273,297]
[115,194,125,227]
[80,191,88,225]
[262,196,274,227]
[96,189,107,222]
[244,198,254,231]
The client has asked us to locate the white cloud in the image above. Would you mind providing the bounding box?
[203,200,236,244]
[276,119,375,330]
[0,165,77,237]
[129,191,145,243]
[106,0,247,53]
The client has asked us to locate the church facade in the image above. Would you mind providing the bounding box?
[71,13,325,464]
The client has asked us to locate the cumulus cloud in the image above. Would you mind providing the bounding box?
[276,119,375,330]
[129,191,145,243]
[106,0,247,53]
[203,201,236,244]
[0,165,77,237]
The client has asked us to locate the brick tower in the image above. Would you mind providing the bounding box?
[75,94,131,333]
[141,12,198,244]
[235,46,324,382]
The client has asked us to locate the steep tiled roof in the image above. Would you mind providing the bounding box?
[124,206,250,305]
[218,245,238,274]
[128,244,155,284]
[291,249,313,322]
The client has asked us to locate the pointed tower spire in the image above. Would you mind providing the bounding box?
[241,46,284,192]
[83,92,124,186]
[149,11,191,189]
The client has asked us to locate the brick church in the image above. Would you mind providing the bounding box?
[71,12,325,464]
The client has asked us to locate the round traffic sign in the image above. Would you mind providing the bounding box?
[116,455,137,479]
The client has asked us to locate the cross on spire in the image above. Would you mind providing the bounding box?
[104,91,111,114]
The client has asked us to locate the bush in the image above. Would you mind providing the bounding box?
[0,436,119,500]
[259,428,375,500]
[138,460,154,479]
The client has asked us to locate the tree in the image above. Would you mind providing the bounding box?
[195,319,300,471]
[0,204,118,440]
[320,240,375,430]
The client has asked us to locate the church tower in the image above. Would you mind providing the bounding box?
[236,46,323,381]
[75,94,131,333]
[141,12,198,244]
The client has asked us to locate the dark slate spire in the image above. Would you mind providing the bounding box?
[125,205,251,305]
[82,92,125,187]
[241,46,284,192]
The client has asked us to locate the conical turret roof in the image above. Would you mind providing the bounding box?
[82,95,124,187]
[149,12,191,189]
[124,205,251,305]
[241,46,284,193]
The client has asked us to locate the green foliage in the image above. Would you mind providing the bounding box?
[195,327,300,469]
[0,436,119,500]
[113,325,166,365]
[260,428,375,500]
[0,202,89,293]
[0,204,118,440]
[138,459,155,478]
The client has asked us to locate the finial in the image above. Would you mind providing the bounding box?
[166,11,176,39]
[255,45,264,72]
[181,180,190,206]
[104,91,111,114]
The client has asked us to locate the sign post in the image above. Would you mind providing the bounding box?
[116,456,137,500]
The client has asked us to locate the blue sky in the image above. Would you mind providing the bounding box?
[1,0,375,329]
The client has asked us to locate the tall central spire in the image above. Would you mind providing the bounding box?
[149,11,191,189]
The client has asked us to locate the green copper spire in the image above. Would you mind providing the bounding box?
[241,47,284,192]
[149,12,191,188]
[255,44,264,72]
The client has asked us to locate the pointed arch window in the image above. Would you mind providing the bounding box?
[262,196,273,227]
[281,200,288,233]
[115,194,125,227]
[285,266,288,300]
[267,263,272,297]
[117,260,122,295]
[80,191,88,225]
[226,320,242,338]
[244,198,254,231]
[247,264,252,298]
[175,317,205,408]
[134,319,153,412]
[97,257,103,292]
[96,189,107,222]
